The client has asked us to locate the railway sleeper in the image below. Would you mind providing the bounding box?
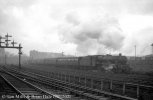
[7,67,152,100]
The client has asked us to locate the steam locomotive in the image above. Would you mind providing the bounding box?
[30,54,131,73]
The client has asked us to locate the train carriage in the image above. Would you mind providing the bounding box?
[30,54,130,73]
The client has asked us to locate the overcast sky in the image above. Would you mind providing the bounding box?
[0,0,153,56]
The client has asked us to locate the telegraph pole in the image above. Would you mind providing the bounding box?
[135,45,136,60]
[0,33,22,69]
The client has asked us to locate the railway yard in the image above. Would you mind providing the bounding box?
[1,0,153,100]
[0,64,152,100]
[0,67,64,100]
[1,45,153,100]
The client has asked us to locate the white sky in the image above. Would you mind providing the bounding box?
[0,0,153,56]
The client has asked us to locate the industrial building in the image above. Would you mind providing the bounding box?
[30,50,64,60]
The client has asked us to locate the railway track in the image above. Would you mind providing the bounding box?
[0,73,20,100]
[18,66,153,99]
[3,67,110,100]
[22,64,153,86]
[0,68,63,100]
[3,66,142,100]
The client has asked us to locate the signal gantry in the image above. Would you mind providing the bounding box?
[0,33,22,68]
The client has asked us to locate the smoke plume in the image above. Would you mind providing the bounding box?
[1,0,153,56]
[59,13,125,55]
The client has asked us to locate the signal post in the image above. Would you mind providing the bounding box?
[0,33,22,69]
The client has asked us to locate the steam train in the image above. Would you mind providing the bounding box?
[30,54,131,73]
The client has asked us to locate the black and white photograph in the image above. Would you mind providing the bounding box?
[0,0,153,100]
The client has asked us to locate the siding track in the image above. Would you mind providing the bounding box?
[0,68,63,100]
[3,66,149,100]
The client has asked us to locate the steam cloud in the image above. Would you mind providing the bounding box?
[0,0,153,56]
[59,13,125,55]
